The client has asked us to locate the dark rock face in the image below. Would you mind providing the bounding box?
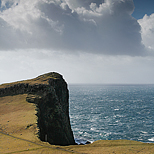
[0,72,75,146]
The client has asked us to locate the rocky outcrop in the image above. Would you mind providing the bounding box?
[0,72,75,146]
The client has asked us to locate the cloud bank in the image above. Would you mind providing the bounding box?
[138,13,154,52]
[0,0,149,56]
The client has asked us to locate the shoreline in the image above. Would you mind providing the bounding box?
[1,131,154,154]
[74,137,154,145]
[1,74,154,153]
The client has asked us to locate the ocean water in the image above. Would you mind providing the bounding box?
[68,84,154,144]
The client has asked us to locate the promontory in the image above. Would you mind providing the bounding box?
[0,72,75,146]
[0,72,154,154]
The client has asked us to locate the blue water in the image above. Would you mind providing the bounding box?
[68,84,154,144]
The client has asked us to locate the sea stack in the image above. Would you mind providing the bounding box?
[0,72,75,146]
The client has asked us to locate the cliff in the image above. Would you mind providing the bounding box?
[1,73,154,153]
[0,72,75,146]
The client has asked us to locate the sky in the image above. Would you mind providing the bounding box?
[0,0,154,84]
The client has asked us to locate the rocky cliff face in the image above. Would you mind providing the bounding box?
[0,72,75,146]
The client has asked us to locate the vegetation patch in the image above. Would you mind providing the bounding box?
[1,72,154,153]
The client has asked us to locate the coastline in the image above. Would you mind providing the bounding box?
[0,94,154,153]
[1,94,153,154]
[1,74,154,153]
[1,130,154,154]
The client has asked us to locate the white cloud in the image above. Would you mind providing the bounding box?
[0,0,63,33]
[138,13,154,52]
[0,0,154,84]
[0,0,146,56]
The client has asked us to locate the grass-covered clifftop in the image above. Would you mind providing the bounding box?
[0,72,154,153]
[0,72,75,147]
[0,72,61,88]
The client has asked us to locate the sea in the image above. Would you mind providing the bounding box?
[68,84,154,144]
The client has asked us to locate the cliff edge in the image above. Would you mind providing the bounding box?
[1,73,154,153]
[0,72,75,146]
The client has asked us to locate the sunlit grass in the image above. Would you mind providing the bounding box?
[0,73,154,154]
[0,72,61,88]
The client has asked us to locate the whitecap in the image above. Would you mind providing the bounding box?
[148,137,154,142]
[114,114,124,118]
[73,128,79,131]
[104,132,112,137]
[141,131,148,134]
[75,138,91,145]
[90,128,95,131]
[114,109,119,111]
[138,138,143,141]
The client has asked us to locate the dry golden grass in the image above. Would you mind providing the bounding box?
[0,72,60,89]
[0,94,37,139]
[0,90,154,154]
[68,140,154,154]
[0,94,73,154]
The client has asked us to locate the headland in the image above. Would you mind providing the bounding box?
[0,72,154,153]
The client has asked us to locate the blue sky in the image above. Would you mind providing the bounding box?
[132,0,154,19]
[0,0,154,84]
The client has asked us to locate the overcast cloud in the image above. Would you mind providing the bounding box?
[0,0,154,84]
[0,0,152,55]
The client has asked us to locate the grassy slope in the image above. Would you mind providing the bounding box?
[0,72,60,89]
[0,94,72,154]
[1,95,154,154]
[0,74,154,154]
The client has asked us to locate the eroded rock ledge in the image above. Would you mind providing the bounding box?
[0,72,75,146]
